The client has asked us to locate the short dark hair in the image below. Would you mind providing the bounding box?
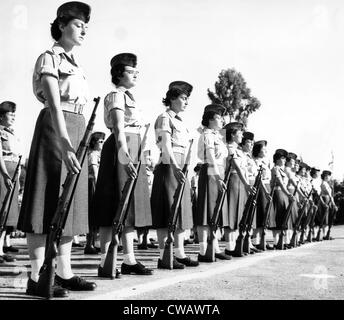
[273,153,284,164]
[225,128,240,143]
[201,111,217,127]
[111,64,126,85]
[89,132,105,150]
[252,143,263,158]
[50,17,74,41]
[162,88,183,107]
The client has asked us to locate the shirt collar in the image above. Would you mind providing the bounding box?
[167,109,181,120]
[52,43,78,66]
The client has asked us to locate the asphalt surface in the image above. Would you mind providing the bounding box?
[0,226,343,300]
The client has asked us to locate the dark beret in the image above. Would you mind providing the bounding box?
[57,1,91,23]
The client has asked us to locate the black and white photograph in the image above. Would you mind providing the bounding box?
[0,0,343,308]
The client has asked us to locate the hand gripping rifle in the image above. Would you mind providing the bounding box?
[161,139,194,269]
[102,123,150,278]
[0,155,22,234]
[232,167,262,257]
[204,157,233,262]
[36,97,100,299]
[257,179,276,251]
[289,189,313,248]
[243,166,263,254]
[276,181,299,250]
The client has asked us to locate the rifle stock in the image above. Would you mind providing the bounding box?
[161,139,194,269]
[258,180,276,251]
[243,166,263,254]
[276,181,299,250]
[233,166,262,257]
[0,155,22,234]
[36,97,100,298]
[204,158,233,262]
[102,124,151,278]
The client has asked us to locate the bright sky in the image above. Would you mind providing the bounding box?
[1,0,343,178]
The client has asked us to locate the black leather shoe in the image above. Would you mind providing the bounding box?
[250,247,262,253]
[266,244,275,250]
[121,261,153,275]
[98,265,121,279]
[198,253,214,262]
[55,275,97,291]
[225,249,247,257]
[137,243,148,250]
[84,245,99,255]
[176,256,199,267]
[3,246,19,253]
[215,252,232,260]
[157,257,185,269]
[184,239,194,245]
[26,278,69,298]
[147,243,158,249]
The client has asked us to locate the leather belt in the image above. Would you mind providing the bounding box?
[44,101,84,114]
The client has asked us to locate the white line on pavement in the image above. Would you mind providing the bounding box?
[83,242,318,300]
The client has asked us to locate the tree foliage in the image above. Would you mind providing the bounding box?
[207,68,261,127]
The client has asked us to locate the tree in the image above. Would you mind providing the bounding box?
[207,68,261,127]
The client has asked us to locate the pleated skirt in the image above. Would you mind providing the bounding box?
[194,164,228,226]
[224,173,248,230]
[90,133,152,228]
[270,189,290,229]
[17,108,88,236]
[0,160,20,227]
[151,153,193,229]
[255,183,274,229]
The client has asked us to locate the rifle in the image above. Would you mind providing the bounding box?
[257,179,276,251]
[0,155,22,234]
[204,157,233,262]
[36,97,100,299]
[161,139,194,269]
[232,167,261,257]
[276,181,299,250]
[243,166,263,254]
[102,123,150,278]
[289,189,313,248]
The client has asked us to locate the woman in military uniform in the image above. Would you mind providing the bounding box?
[91,53,153,277]
[319,170,338,239]
[223,122,254,257]
[151,81,199,269]
[17,1,96,297]
[195,104,231,262]
[270,149,295,248]
[252,140,274,250]
[0,101,21,263]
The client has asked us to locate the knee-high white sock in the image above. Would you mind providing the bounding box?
[174,246,186,259]
[159,249,165,260]
[100,254,107,267]
[30,258,45,282]
[214,238,221,254]
[123,252,136,265]
[199,242,207,255]
[56,254,74,279]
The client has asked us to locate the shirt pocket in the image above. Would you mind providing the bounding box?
[58,61,80,102]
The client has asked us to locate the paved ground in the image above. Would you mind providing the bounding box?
[0,226,343,300]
